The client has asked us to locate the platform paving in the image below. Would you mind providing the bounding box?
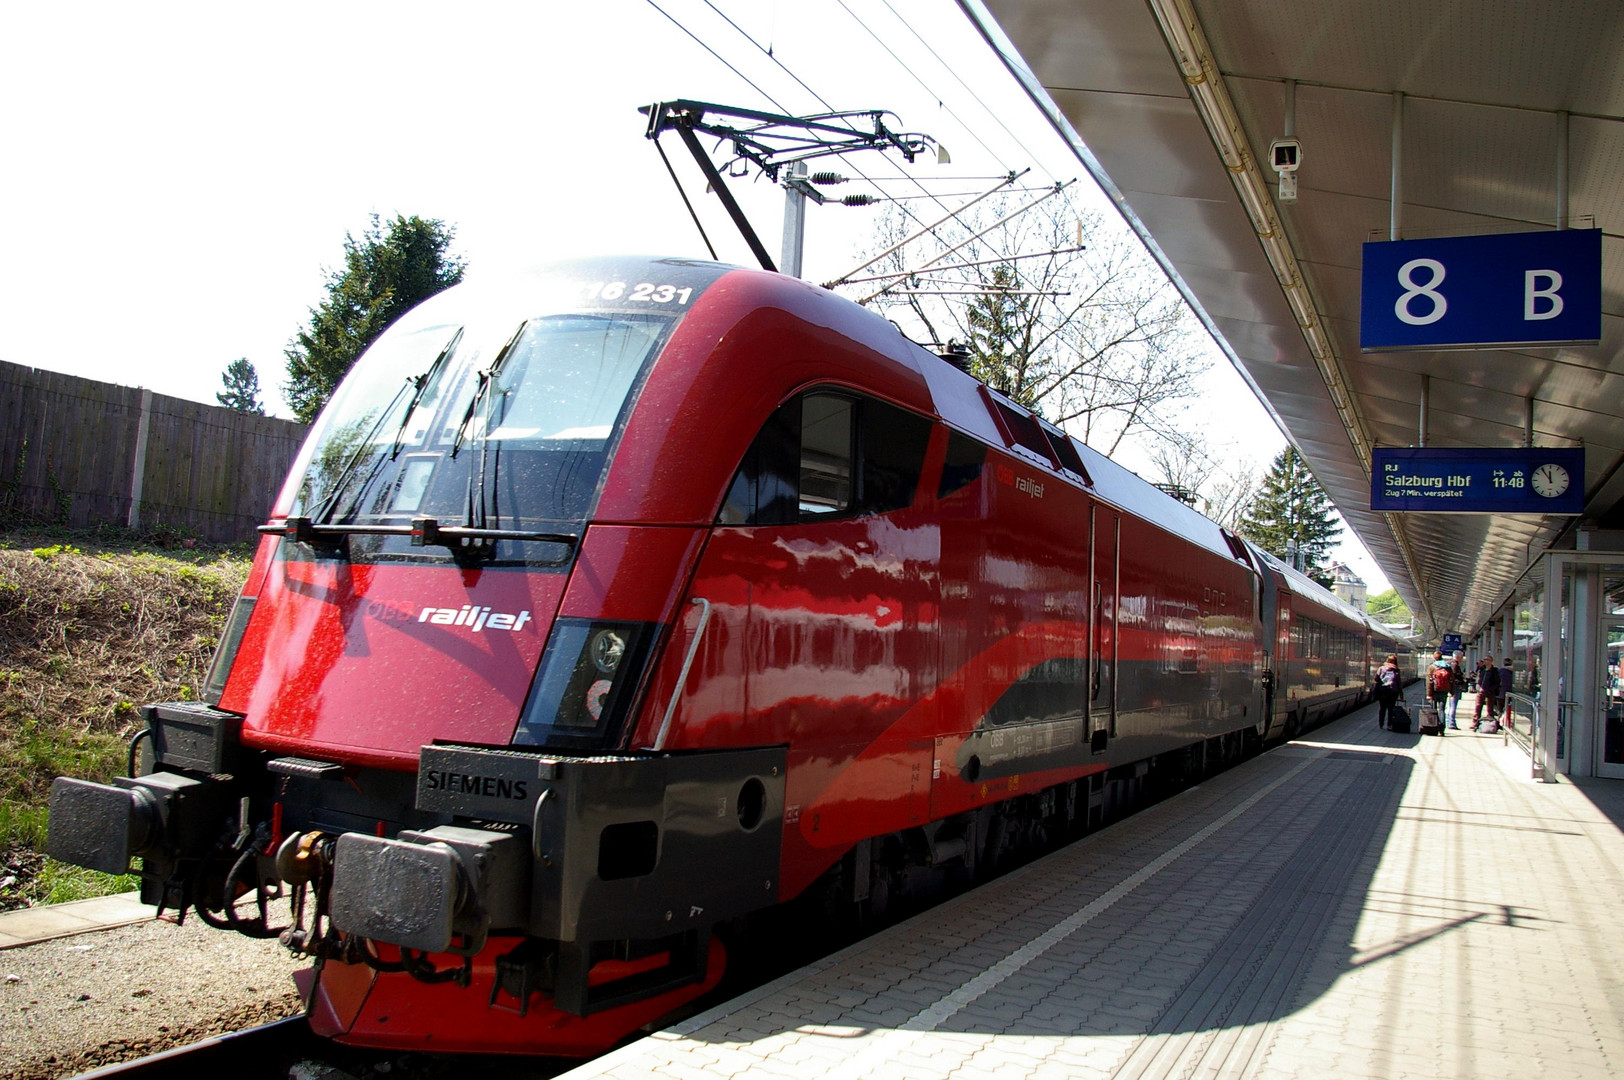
[0,891,148,950]
[563,700,1624,1080]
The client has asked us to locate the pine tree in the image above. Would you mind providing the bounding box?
[1239,446,1342,586]
[966,264,1041,407]
[283,214,466,423]
[216,358,264,415]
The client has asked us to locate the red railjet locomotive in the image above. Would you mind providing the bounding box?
[47,257,1405,1055]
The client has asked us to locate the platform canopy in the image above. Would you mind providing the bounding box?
[963,0,1624,640]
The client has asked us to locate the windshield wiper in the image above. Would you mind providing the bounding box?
[450,321,526,459]
[305,329,467,530]
[259,517,578,566]
[305,376,415,527]
[389,328,463,461]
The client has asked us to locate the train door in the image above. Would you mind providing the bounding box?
[1089,505,1120,748]
[1257,566,1279,737]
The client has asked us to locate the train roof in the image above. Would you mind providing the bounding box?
[905,333,1247,573]
[1247,544,1376,628]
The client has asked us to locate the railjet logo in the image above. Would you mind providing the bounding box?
[417,605,534,632]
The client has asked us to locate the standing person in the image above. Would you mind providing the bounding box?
[1374,653,1402,729]
[1427,651,1453,734]
[1447,651,1467,728]
[1475,659,1502,730]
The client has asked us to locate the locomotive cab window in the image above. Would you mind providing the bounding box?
[799,395,854,516]
[721,390,930,526]
[282,308,675,564]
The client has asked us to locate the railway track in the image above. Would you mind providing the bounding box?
[73,1018,319,1079]
[68,1014,579,1080]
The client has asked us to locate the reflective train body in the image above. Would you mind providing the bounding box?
[47,257,1406,1056]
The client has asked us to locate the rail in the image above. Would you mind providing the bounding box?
[654,597,712,751]
[73,1017,318,1079]
[1508,692,1575,782]
[1503,691,1537,755]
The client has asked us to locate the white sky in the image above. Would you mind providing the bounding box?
[0,0,1388,591]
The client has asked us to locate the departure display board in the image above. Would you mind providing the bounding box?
[1371,447,1584,514]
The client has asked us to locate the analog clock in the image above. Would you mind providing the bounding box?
[1531,463,1570,498]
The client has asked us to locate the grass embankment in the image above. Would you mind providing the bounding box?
[0,528,248,908]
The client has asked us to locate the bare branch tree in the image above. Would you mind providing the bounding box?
[843,189,1208,460]
[1144,426,1261,528]
[1200,468,1261,531]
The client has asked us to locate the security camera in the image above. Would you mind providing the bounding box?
[1269,137,1302,202]
[1270,138,1302,173]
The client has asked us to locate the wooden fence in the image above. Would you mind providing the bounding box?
[0,360,309,543]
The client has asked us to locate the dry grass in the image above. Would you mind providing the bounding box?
[0,528,249,904]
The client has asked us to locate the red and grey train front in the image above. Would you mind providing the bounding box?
[46,258,782,1054]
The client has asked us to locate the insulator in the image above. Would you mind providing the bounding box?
[810,172,846,185]
[841,194,877,207]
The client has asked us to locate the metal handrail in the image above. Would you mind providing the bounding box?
[653,598,712,752]
[1502,691,1537,754]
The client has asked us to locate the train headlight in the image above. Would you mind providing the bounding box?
[511,619,654,750]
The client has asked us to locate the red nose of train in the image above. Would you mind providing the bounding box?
[215,541,564,765]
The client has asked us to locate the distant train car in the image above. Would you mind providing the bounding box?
[48,257,1381,1057]
[1248,548,1379,740]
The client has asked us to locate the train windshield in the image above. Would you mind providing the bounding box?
[284,308,674,562]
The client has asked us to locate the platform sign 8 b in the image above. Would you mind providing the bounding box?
[1360,230,1601,351]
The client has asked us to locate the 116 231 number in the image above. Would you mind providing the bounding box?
[584,281,694,305]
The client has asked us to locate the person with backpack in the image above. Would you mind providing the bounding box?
[1427,651,1453,734]
[1374,653,1403,729]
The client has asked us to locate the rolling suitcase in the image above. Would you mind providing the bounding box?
[1418,703,1443,736]
[1387,702,1411,733]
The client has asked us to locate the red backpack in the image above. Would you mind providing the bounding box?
[1429,665,1453,694]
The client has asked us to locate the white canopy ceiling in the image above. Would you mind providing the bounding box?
[964,0,1624,638]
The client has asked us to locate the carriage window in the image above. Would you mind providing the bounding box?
[720,390,928,525]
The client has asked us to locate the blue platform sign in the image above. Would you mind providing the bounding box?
[1361,229,1601,350]
[1441,633,1462,655]
[1371,447,1584,514]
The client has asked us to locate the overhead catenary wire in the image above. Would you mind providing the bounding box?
[644,0,794,114]
[868,186,1061,200]
[837,0,1018,175]
[825,169,1029,287]
[858,179,1078,303]
[892,289,1070,297]
[836,244,1086,286]
[696,0,975,241]
[876,0,1061,176]
[649,0,1077,293]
